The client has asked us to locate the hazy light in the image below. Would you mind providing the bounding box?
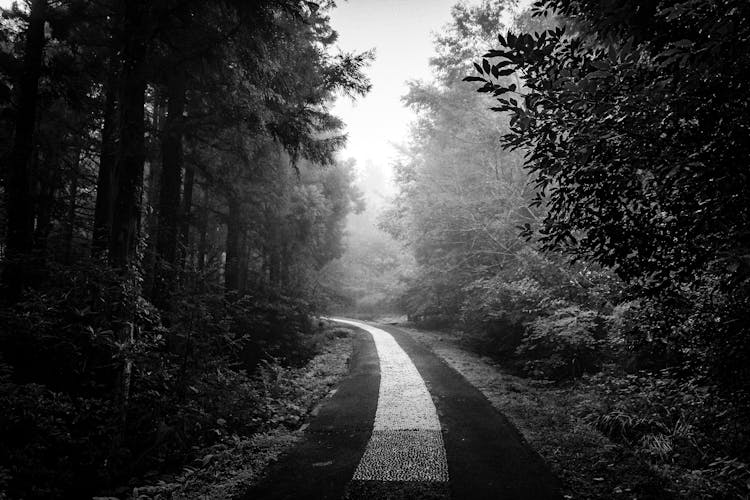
[329,0,461,195]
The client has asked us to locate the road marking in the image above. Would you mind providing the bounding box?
[331,319,449,482]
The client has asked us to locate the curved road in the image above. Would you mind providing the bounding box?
[243,320,562,500]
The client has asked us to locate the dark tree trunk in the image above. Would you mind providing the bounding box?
[3,0,46,299]
[32,151,55,255]
[92,60,120,257]
[65,152,80,263]
[269,245,281,287]
[224,197,243,291]
[153,73,186,305]
[109,0,149,269]
[280,247,290,287]
[159,74,188,264]
[238,230,250,291]
[197,184,208,272]
[141,90,165,300]
[179,156,194,267]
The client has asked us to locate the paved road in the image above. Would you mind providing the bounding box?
[243,320,562,500]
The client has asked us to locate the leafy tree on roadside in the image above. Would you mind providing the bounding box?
[466,0,750,390]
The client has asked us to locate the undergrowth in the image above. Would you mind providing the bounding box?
[131,326,354,499]
[407,325,750,500]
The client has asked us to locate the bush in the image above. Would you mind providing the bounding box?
[0,370,118,499]
[517,306,607,380]
[614,280,750,401]
[578,370,750,497]
[0,262,327,499]
[461,276,554,356]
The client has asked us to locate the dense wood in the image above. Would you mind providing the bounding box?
[0,2,372,497]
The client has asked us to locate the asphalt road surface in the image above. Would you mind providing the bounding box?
[242,320,562,500]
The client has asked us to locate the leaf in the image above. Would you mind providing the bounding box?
[672,39,693,48]
[591,60,610,70]
[587,70,610,79]
[463,76,486,82]
[473,62,483,74]
[483,49,509,58]
[482,59,491,74]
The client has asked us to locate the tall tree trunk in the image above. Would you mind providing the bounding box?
[238,230,250,292]
[109,0,149,269]
[92,60,120,257]
[152,73,185,305]
[32,151,55,255]
[269,244,281,287]
[65,150,80,263]
[3,0,46,299]
[224,197,243,291]
[155,72,186,275]
[179,156,195,267]
[141,90,165,300]
[197,184,208,272]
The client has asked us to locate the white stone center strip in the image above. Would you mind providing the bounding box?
[331,318,449,482]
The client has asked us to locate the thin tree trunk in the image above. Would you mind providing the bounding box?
[197,184,208,272]
[269,245,281,287]
[109,0,149,269]
[238,230,249,292]
[3,0,46,299]
[32,150,55,255]
[224,197,242,291]
[179,157,195,267]
[141,90,165,300]
[65,150,80,263]
[92,60,120,257]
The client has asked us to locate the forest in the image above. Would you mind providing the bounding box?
[376,0,750,497]
[0,0,370,497]
[1,0,749,498]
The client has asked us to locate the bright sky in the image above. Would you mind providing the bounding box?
[329,0,461,193]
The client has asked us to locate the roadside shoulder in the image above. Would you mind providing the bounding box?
[399,325,671,500]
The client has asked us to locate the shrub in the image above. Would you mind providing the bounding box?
[579,369,750,496]
[0,262,326,499]
[461,276,555,356]
[517,306,607,380]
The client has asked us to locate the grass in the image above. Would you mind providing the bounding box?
[402,326,674,500]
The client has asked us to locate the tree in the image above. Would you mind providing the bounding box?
[467,0,750,388]
[385,0,538,323]
[3,0,47,298]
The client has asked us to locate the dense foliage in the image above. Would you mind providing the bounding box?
[387,0,749,496]
[0,1,369,497]
[466,0,750,393]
